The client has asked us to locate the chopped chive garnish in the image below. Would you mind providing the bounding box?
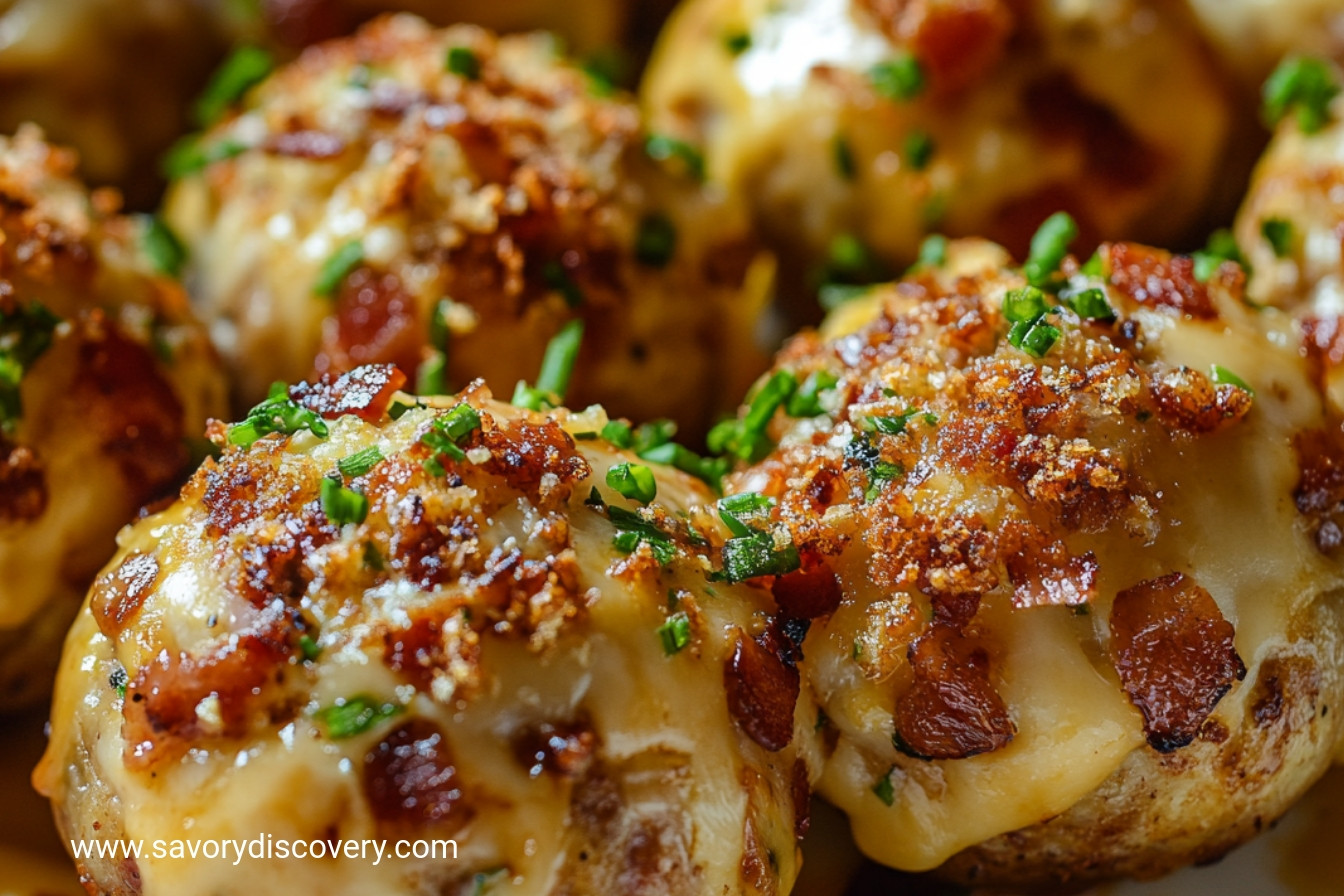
[228,382,330,447]
[420,401,482,472]
[297,634,321,662]
[580,47,629,96]
[865,460,904,501]
[638,442,730,490]
[819,283,874,311]
[1008,318,1061,358]
[601,419,634,449]
[717,492,774,537]
[645,134,706,181]
[657,612,692,655]
[446,46,481,80]
[429,298,452,351]
[337,446,384,478]
[824,233,886,284]
[903,130,934,171]
[0,301,60,434]
[142,216,187,278]
[869,53,925,101]
[162,136,247,179]
[1003,286,1048,323]
[416,350,447,395]
[707,370,797,463]
[723,31,752,55]
[513,319,584,410]
[872,767,896,806]
[542,260,585,307]
[1261,217,1294,258]
[1063,286,1114,321]
[635,213,678,267]
[833,134,856,180]
[719,529,800,582]
[606,462,657,504]
[1263,55,1340,134]
[1192,228,1248,282]
[194,45,273,127]
[913,233,948,270]
[362,541,385,571]
[315,695,402,739]
[785,369,839,417]
[858,407,935,436]
[321,476,369,525]
[1023,212,1077,288]
[602,500,677,565]
[313,240,364,298]
[1210,364,1254,394]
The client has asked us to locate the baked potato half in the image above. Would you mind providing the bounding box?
[164,14,767,432]
[0,127,226,710]
[641,0,1235,317]
[720,234,1344,887]
[36,366,816,896]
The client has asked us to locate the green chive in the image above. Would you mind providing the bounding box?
[865,460,904,502]
[1261,217,1294,258]
[1002,286,1048,323]
[513,319,584,410]
[1008,318,1061,358]
[719,529,800,582]
[228,382,330,447]
[162,137,247,179]
[446,46,481,80]
[321,476,369,526]
[142,216,187,278]
[606,462,657,504]
[602,501,677,565]
[717,492,774,537]
[420,402,481,470]
[297,634,321,662]
[869,53,925,101]
[337,446,384,478]
[785,369,839,417]
[0,300,61,434]
[833,134,856,180]
[581,47,629,96]
[645,134,706,181]
[1063,286,1114,320]
[416,351,447,395]
[601,419,634,449]
[707,370,797,463]
[657,612,692,655]
[1192,228,1248,282]
[194,45,273,127]
[903,130,934,171]
[723,31,752,55]
[313,240,364,298]
[315,694,402,739]
[638,442,730,490]
[1210,364,1254,394]
[872,767,896,806]
[542,260,585,307]
[1263,55,1340,134]
[1023,212,1077,288]
[635,213,678,267]
[362,541,385,571]
[819,283,874,311]
[913,233,948,270]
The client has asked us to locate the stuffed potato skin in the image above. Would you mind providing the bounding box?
[36,367,816,896]
[642,0,1234,307]
[165,14,765,431]
[725,239,1344,886]
[0,127,226,710]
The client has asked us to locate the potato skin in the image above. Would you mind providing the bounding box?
[165,14,766,433]
[722,239,1344,886]
[641,0,1235,323]
[36,370,817,896]
[0,127,226,710]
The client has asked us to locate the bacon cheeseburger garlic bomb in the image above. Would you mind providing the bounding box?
[164,14,765,430]
[721,229,1344,887]
[642,0,1234,297]
[0,127,225,709]
[37,365,817,896]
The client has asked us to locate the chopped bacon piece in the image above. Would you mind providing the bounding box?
[1005,541,1097,608]
[724,628,799,752]
[1295,427,1344,554]
[893,622,1015,759]
[859,0,1014,94]
[1109,572,1246,752]
[91,553,160,639]
[0,439,45,523]
[1149,366,1252,434]
[315,269,422,379]
[772,563,844,618]
[363,718,473,832]
[476,418,590,493]
[511,718,597,778]
[289,363,406,421]
[1104,243,1219,320]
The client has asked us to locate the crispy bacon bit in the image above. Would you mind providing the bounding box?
[315,269,422,380]
[1104,243,1219,320]
[1294,427,1344,553]
[289,363,407,421]
[1005,541,1097,608]
[893,623,1015,760]
[772,563,843,618]
[122,626,292,770]
[74,324,187,502]
[791,758,811,840]
[724,629,799,752]
[91,553,160,639]
[477,418,590,495]
[1109,572,1246,752]
[512,719,597,779]
[1149,366,1253,433]
[263,130,347,159]
[0,439,45,522]
[858,0,1013,94]
[363,718,473,832]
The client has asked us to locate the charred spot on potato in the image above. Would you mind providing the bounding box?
[724,628,800,752]
[893,622,1015,760]
[1110,572,1246,752]
[512,718,598,779]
